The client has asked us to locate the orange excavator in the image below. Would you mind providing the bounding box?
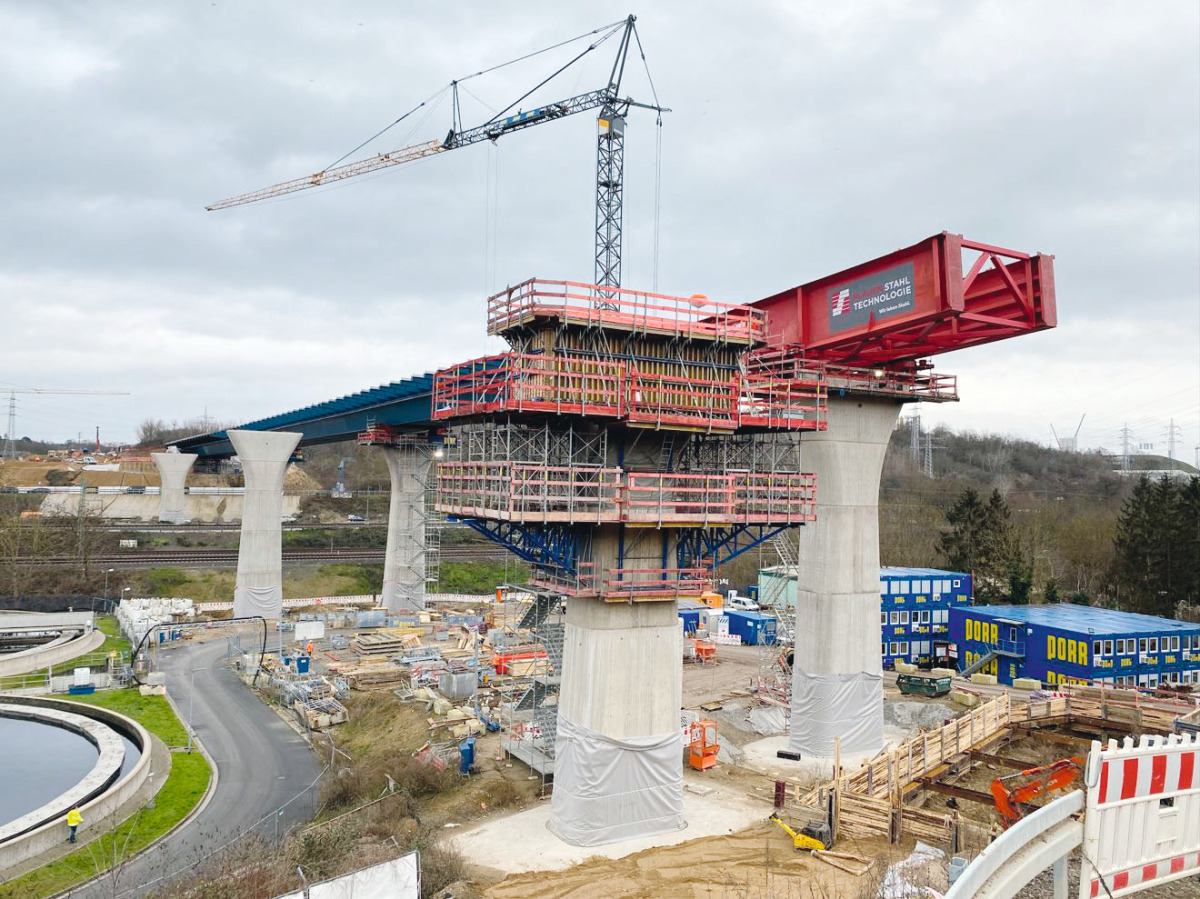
[990,757,1083,828]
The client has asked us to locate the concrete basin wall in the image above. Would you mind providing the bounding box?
[0,697,152,874]
[0,628,105,678]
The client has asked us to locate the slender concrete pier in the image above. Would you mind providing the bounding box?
[228,429,301,619]
[788,396,902,756]
[548,599,684,847]
[381,444,432,613]
[151,449,196,524]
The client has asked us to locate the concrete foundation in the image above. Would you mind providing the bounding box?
[788,396,902,756]
[228,429,301,619]
[381,445,432,613]
[151,450,196,523]
[548,598,685,846]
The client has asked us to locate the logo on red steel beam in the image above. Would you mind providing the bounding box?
[827,261,916,333]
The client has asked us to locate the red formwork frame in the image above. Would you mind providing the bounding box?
[752,232,1056,367]
[431,352,826,431]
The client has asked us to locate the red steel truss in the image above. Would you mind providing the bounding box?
[487,278,765,343]
[432,352,826,431]
[435,462,816,526]
[753,233,1055,367]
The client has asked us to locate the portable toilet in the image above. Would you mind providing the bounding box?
[295,655,311,675]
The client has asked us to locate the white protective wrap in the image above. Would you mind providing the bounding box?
[381,445,431,614]
[789,670,883,755]
[546,715,685,847]
[233,584,283,618]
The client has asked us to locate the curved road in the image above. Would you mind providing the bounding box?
[71,638,323,898]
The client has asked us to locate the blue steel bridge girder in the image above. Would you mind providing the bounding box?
[457,519,582,576]
[676,524,796,570]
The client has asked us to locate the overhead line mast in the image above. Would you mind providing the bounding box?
[207,14,667,293]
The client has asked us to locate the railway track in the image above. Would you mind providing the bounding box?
[17,544,515,568]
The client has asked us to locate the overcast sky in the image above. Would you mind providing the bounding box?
[2,1,1197,463]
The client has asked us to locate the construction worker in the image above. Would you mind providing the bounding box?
[66,806,82,843]
[305,640,314,656]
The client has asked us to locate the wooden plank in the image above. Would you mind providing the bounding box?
[968,749,1039,771]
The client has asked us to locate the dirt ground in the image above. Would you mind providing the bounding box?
[477,824,914,899]
[681,642,765,708]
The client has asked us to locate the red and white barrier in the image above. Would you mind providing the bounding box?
[1080,733,1200,898]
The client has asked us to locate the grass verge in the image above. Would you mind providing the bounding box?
[0,689,211,899]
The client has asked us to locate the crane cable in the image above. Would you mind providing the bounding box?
[633,23,664,292]
[326,20,627,172]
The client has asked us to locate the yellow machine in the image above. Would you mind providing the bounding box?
[768,813,831,852]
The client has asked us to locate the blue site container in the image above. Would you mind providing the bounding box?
[295,655,311,674]
[725,610,777,645]
[459,737,476,775]
[678,608,703,634]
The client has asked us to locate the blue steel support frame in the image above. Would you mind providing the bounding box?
[458,519,582,576]
[676,524,795,569]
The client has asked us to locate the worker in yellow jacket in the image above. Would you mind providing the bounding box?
[66,807,82,843]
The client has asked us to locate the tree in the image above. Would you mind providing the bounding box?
[1044,578,1060,603]
[1112,476,1200,616]
[938,487,1020,603]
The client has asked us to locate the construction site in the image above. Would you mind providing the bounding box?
[3,9,1198,899]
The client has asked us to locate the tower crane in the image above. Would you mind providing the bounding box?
[206,15,667,298]
[3,388,131,459]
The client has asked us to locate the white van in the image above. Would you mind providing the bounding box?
[726,594,758,612]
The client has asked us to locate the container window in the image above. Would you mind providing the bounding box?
[900,611,910,625]
[1171,636,1180,652]
[1105,640,1113,656]
[1093,640,1102,657]
[881,612,887,625]
[921,580,932,594]
[890,611,900,625]
[1140,638,1149,654]
[898,581,909,594]
[890,642,900,655]
[900,642,909,657]
[882,643,888,656]
[1150,638,1159,653]
[953,579,961,587]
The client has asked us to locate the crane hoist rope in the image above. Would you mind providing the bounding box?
[206,14,669,296]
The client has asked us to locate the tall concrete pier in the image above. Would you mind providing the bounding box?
[548,598,685,845]
[229,429,301,619]
[788,396,902,756]
[381,444,433,613]
[151,449,196,524]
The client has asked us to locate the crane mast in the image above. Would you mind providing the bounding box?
[207,15,665,293]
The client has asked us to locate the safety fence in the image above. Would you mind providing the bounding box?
[435,462,816,526]
[431,352,825,431]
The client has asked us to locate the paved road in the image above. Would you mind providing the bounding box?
[70,637,323,898]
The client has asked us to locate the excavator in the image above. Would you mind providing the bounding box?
[990,756,1083,829]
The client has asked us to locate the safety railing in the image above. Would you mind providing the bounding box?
[432,353,625,420]
[487,278,765,343]
[738,375,826,429]
[434,462,621,522]
[602,567,713,600]
[436,464,816,526]
[433,353,827,431]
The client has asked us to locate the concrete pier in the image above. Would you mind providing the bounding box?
[228,429,301,619]
[548,599,684,847]
[381,445,433,613]
[151,449,197,524]
[788,396,902,756]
